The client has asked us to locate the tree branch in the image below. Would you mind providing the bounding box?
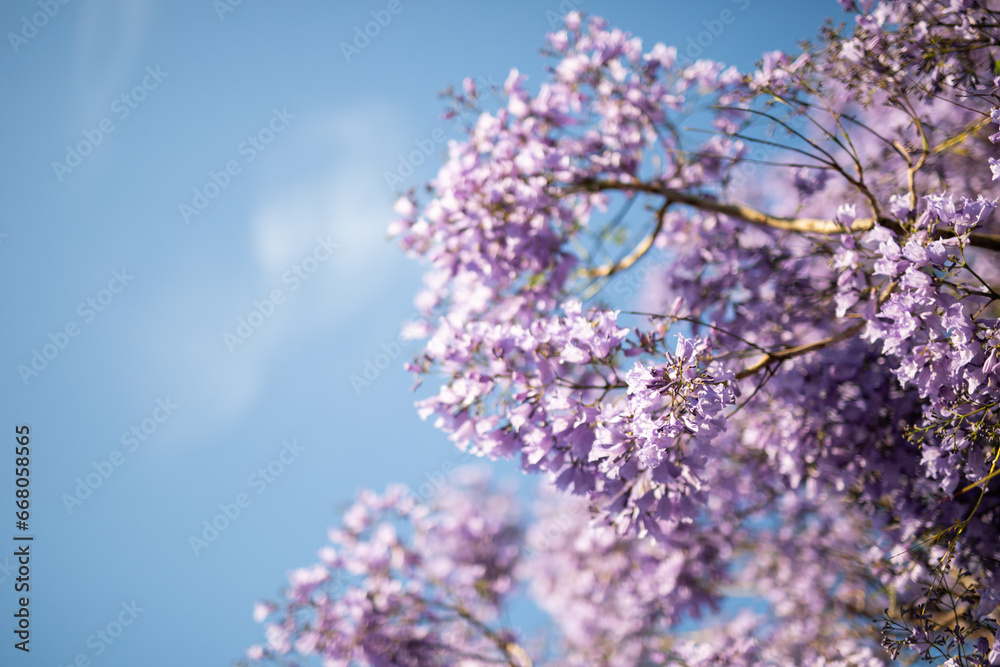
[586,201,669,279]
[735,321,866,379]
[572,179,1000,252]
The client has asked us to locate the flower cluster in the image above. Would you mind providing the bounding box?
[243,470,525,666]
[245,469,894,667]
[250,4,1000,665]
[860,198,998,489]
[388,6,1000,663]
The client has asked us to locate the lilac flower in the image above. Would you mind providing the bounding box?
[340,7,1000,665]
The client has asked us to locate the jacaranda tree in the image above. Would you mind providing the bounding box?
[244,2,1000,664]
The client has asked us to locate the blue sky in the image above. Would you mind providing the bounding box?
[0,1,839,664]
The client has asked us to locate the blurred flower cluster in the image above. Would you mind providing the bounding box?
[248,3,1000,664]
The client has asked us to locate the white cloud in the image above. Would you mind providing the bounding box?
[250,103,411,313]
[72,0,153,118]
[119,102,421,443]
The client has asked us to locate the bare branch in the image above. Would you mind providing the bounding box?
[735,321,866,380]
[585,201,670,280]
[571,179,1000,252]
